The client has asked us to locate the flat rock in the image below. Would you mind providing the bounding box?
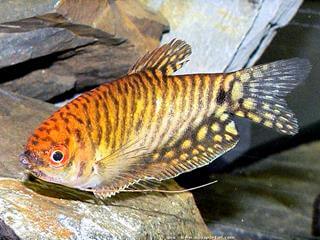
[0,89,211,239]
[0,13,97,68]
[0,13,137,100]
[194,141,320,239]
[0,1,168,101]
[0,0,59,24]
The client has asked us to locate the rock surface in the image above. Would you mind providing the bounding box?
[0,13,137,100]
[0,218,20,240]
[0,14,96,68]
[141,0,303,72]
[194,141,320,239]
[0,89,55,179]
[56,0,169,54]
[0,89,211,239]
[0,0,168,101]
[0,0,58,24]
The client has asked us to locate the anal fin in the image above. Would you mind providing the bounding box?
[144,114,240,181]
[93,114,239,198]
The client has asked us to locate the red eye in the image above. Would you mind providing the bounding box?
[49,145,69,167]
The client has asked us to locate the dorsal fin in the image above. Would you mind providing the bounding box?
[128,39,191,75]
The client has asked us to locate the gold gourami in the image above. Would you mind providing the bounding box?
[20,39,311,198]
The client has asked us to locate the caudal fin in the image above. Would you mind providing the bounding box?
[232,58,311,135]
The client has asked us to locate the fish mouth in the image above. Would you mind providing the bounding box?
[19,152,33,170]
[19,151,65,185]
[19,151,46,179]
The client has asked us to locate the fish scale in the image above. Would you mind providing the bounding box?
[20,39,311,198]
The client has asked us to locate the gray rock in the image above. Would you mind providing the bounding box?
[0,3,168,101]
[141,0,302,72]
[1,68,77,101]
[0,14,96,68]
[194,141,320,239]
[0,89,211,239]
[0,89,56,179]
[0,0,59,24]
[0,219,20,240]
[0,13,137,100]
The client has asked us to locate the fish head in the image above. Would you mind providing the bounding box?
[20,113,97,189]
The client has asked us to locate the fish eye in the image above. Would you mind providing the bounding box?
[51,150,64,162]
[49,144,69,167]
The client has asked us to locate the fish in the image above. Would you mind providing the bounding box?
[20,39,311,198]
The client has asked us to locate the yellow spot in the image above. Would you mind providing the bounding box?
[225,122,237,135]
[276,122,283,129]
[264,120,273,128]
[207,148,214,153]
[264,112,275,120]
[197,145,205,151]
[164,151,175,159]
[240,72,250,82]
[167,49,173,55]
[253,70,263,78]
[192,149,200,155]
[243,98,255,110]
[215,104,227,117]
[262,104,270,110]
[220,113,229,122]
[274,109,281,115]
[248,112,262,123]
[211,123,220,132]
[166,66,173,75]
[181,139,192,149]
[236,111,245,117]
[287,125,293,130]
[214,135,223,142]
[197,126,208,141]
[171,159,179,165]
[231,81,243,101]
[158,57,169,69]
[192,156,199,161]
[178,53,186,59]
[225,134,233,141]
[170,55,177,62]
[180,154,189,161]
[152,153,160,160]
